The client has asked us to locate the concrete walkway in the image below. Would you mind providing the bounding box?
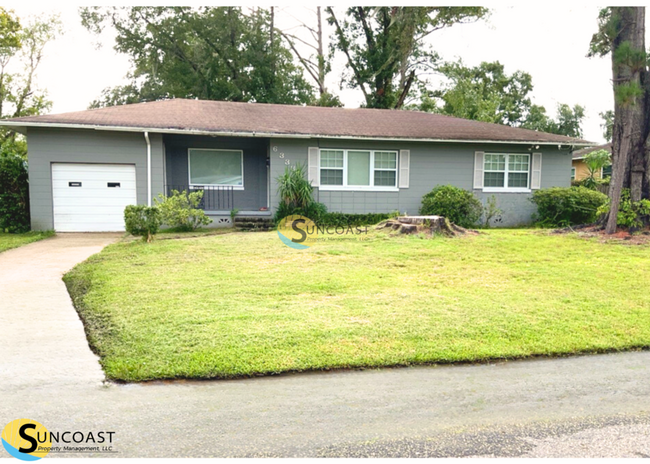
[0,234,648,457]
[0,233,120,390]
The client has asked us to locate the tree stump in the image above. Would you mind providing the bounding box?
[376,216,478,237]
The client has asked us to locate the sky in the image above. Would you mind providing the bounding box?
[4,4,624,144]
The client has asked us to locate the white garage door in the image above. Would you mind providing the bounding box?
[52,163,137,232]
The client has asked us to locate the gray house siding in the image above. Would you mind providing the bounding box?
[163,134,269,212]
[270,137,572,226]
[25,127,571,231]
[26,127,164,230]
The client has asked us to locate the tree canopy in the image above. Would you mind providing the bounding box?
[420,60,585,138]
[599,110,614,142]
[80,7,315,108]
[520,103,585,139]
[0,9,60,156]
[326,7,488,109]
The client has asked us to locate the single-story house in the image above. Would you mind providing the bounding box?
[571,143,612,181]
[0,99,591,232]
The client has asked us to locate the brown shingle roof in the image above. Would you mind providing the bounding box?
[572,142,611,159]
[3,98,591,145]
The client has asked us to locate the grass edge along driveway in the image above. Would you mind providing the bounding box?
[0,231,55,253]
[64,229,650,382]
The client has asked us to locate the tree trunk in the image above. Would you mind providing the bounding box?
[316,7,326,97]
[606,7,649,234]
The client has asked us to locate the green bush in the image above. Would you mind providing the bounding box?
[582,149,611,190]
[419,185,483,228]
[274,201,328,223]
[0,154,30,233]
[154,189,212,231]
[597,189,650,229]
[274,164,318,223]
[276,163,313,209]
[124,205,162,242]
[531,187,608,227]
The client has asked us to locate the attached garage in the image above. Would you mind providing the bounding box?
[52,163,137,232]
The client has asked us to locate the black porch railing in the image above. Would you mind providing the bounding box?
[166,185,234,211]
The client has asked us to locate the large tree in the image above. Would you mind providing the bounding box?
[520,103,585,139]
[276,7,341,107]
[326,7,488,109]
[422,60,585,138]
[80,7,315,107]
[421,61,533,125]
[599,110,614,142]
[590,7,650,233]
[0,9,60,156]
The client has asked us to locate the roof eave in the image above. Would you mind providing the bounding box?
[0,120,594,147]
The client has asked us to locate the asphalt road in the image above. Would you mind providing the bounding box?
[1,351,649,458]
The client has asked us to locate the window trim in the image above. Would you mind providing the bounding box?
[482,152,531,193]
[318,148,399,192]
[571,166,576,180]
[187,148,244,190]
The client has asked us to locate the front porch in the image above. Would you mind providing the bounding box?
[162,134,272,223]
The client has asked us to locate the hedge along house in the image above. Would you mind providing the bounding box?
[0,99,591,232]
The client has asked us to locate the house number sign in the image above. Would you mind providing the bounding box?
[273,145,290,165]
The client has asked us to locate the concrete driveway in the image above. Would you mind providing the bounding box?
[0,233,649,457]
[0,233,120,390]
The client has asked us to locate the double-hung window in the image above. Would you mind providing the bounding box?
[319,149,398,190]
[483,153,530,191]
[188,148,244,189]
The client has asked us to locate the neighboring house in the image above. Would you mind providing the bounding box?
[0,99,591,232]
[571,143,612,181]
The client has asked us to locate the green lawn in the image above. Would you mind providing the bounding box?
[64,229,650,382]
[0,231,54,253]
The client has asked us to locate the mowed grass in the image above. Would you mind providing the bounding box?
[64,229,650,382]
[0,230,54,253]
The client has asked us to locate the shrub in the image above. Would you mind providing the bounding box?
[274,201,328,224]
[531,186,608,227]
[0,153,30,233]
[582,149,611,190]
[597,189,650,229]
[276,163,314,210]
[124,205,162,242]
[482,195,503,228]
[154,189,212,231]
[274,164,321,222]
[419,185,483,228]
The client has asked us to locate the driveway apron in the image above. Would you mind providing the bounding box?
[0,233,119,390]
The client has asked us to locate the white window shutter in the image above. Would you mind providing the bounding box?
[308,147,319,186]
[399,149,410,188]
[531,152,542,189]
[473,151,484,189]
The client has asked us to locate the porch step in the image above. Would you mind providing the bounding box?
[234,216,274,232]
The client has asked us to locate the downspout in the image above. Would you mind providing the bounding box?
[144,131,151,206]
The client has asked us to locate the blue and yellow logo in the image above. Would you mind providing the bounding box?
[2,419,50,461]
[277,214,318,249]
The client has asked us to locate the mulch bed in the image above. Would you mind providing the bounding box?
[553,224,650,245]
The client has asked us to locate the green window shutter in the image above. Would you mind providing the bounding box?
[308,147,319,187]
[473,151,484,189]
[399,150,410,188]
[531,153,542,189]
